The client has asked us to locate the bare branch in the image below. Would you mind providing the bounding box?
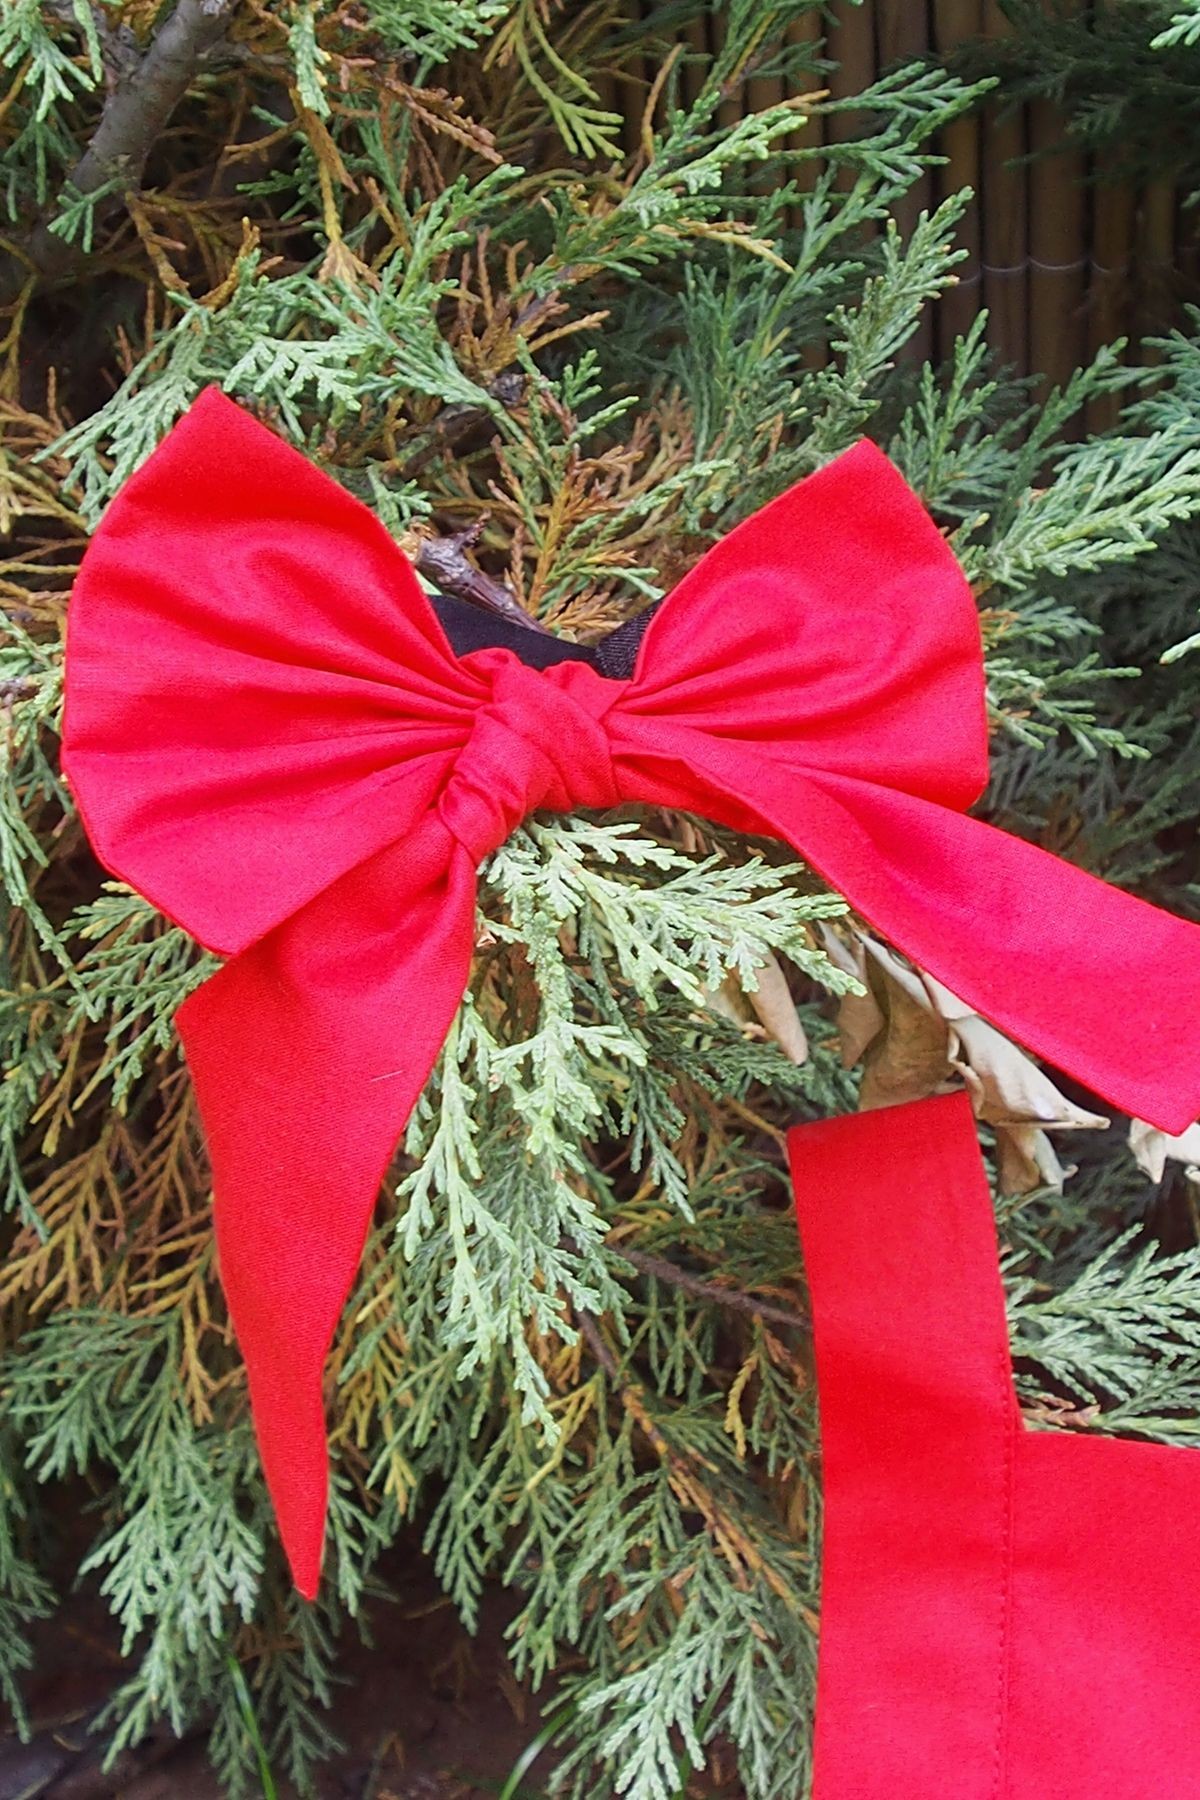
[416,521,554,636]
[576,1308,622,1381]
[26,0,237,284]
[41,0,140,83]
[617,1245,809,1331]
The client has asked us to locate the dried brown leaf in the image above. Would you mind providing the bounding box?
[744,953,808,1066]
[822,928,1109,1191]
[1129,1118,1200,1183]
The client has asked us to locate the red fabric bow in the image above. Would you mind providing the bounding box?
[63,387,1200,1596]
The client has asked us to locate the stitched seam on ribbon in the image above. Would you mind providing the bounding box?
[990,1366,1017,1800]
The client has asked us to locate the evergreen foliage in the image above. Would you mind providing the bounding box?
[950,0,1200,677]
[952,0,1200,188]
[4,3,1200,1795]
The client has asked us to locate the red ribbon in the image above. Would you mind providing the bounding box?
[790,1091,1200,1796]
[63,387,1200,1595]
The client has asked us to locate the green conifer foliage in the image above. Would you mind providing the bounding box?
[951,0,1200,188]
[4,4,1200,1794]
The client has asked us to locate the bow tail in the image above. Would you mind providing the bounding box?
[177,818,475,1596]
[774,769,1200,1135]
[635,728,1200,1133]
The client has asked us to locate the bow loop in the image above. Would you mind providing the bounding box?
[438,653,621,863]
[63,387,481,957]
[615,439,989,810]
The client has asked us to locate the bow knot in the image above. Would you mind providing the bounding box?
[438,652,622,864]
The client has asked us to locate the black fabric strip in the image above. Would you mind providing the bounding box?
[430,594,596,671]
[431,594,661,682]
[594,605,661,681]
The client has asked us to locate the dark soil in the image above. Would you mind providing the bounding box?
[0,1541,560,1800]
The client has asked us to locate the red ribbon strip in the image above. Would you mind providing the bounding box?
[790,1091,1200,1797]
[63,388,1200,1594]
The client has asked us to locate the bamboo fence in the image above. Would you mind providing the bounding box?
[634,1,1194,411]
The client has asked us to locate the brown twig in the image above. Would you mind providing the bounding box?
[576,1308,622,1381]
[23,0,237,287]
[401,370,526,475]
[42,0,140,82]
[617,1245,808,1332]
[576,1308,800,1607]
[416,520,555,637]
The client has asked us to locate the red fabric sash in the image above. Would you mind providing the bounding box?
[790,1091,1200,1798]
[63,388,1200,1593]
